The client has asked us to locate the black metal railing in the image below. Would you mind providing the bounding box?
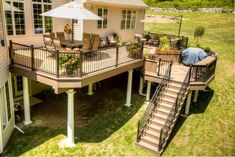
[189,57,217,82]
[137,63,172,143]
[10,41,144,78]
[158,67,191,152]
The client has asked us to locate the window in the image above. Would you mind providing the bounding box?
[32,0,52,34]
[4,0,25,35]
[97,8,108,29]
[0,82,13,130]
[121,10,136,30]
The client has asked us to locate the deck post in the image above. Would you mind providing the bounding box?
[23,77,32,125]
[66,89,76,147]
[124,70,133,107]
[193,90,199,102]
[185,90,192,115]
[146,81,152,101]
[87,83,94,95]
[139,76,145,96]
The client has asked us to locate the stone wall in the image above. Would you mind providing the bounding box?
[148,7,234,14]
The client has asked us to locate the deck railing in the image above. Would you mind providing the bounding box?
[10,41,144,78]
[189,57,217,82]
[145,58,173,78]
[137,63,172,143]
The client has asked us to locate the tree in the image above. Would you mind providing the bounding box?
[194,26,205,47]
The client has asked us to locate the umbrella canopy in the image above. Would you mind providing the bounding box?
[181,47,208,65]
[40,2,102,20]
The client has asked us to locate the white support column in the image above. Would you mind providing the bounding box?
[87,83,94,96]
[193,90,199,102]
[124,70,133,107]
[66,89,76,147]
[139,76,146,96]
[185,90,192,115]
[23,77,32,125]
[146,81,152,102]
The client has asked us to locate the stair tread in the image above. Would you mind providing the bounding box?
[160,102,174,109]
[148,123,162,131]
[157,107,172,113]
[163,92,178,98]
[151,118,166,125]
[137,140,160,153]
[145,129,161,138]
[141,134,160,144]
[161,97,176,103]
[153,112,168,119]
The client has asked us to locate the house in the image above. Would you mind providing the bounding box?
[0,0,147,153]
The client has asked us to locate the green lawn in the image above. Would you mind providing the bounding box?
[5,12,235,156]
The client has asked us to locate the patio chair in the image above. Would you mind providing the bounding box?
[82,33,91,52]
[91,34,100,50]
[43,35,54,51]
[52,38,62,51]
[56,32,65,40]
[108,33,119,46]
[50,32,56,38]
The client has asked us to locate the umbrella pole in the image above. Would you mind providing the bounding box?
[72,19,74,42]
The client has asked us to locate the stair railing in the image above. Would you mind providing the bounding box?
[158,67,192,152]
[137,64,172,142]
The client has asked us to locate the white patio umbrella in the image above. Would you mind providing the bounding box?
[40,2,102,41]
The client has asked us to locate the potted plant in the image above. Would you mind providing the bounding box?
[194,26,205,47]
[64,24,72,41]
[59,53,80,76]
[160,36,171,52]
[126,41,142,59]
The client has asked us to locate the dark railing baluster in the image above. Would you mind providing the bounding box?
[157,58,161,76]
[158,129,163,152]
[9,40,14,65]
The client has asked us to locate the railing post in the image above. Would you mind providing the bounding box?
[9,40,14,65]
[30,45,35,71]
[157,58,161,76]
[137,121,140,142]
[80,52,83,77]
[169,60,173,78]
[116,46,119,67]
[56,51,60,78]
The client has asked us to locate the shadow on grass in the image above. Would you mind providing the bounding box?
[163,87,214,154]
[4,72,145,156]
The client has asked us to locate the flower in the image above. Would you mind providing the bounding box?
[64,24,72,34]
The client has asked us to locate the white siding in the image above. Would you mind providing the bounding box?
[84,4,145,42]
[0,3,9,88]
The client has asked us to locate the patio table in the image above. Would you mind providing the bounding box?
[61,40,83,48]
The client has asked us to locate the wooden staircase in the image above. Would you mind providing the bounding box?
[136,67,191,154]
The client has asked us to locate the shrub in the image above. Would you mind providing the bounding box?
[194,26,205,47]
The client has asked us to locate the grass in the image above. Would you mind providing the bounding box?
[143,0,234,9]
[4,12,235,156]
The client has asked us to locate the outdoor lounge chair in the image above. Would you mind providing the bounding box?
[82,33,91,51]
[108,33,119,46]
[91,34,100,50]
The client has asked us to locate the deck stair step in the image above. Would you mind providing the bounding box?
[145,129,161,138]
[161,97,176,105]
[136,140,160,154]
[162,93,178,99]
[141,134,160,145]
[159,102,174,110]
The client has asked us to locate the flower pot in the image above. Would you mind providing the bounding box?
[65,65,74,76]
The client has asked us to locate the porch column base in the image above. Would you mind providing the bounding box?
[23,121,32,125]
[185,90,192,115]
[87,83,94,96]
[146,81,152,102]
[139,76,146,96]
[124,70,133,107]
[66,89,76,147]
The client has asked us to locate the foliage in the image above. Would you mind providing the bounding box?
[143,0,234,9]
[59,53,80,75]
[64,24,72,34]
[194,26,205,46]
[204,46,211,52]
[126,42,142,59]
[159,36,171,50]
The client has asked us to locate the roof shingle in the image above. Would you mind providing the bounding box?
[87,0,148,8]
